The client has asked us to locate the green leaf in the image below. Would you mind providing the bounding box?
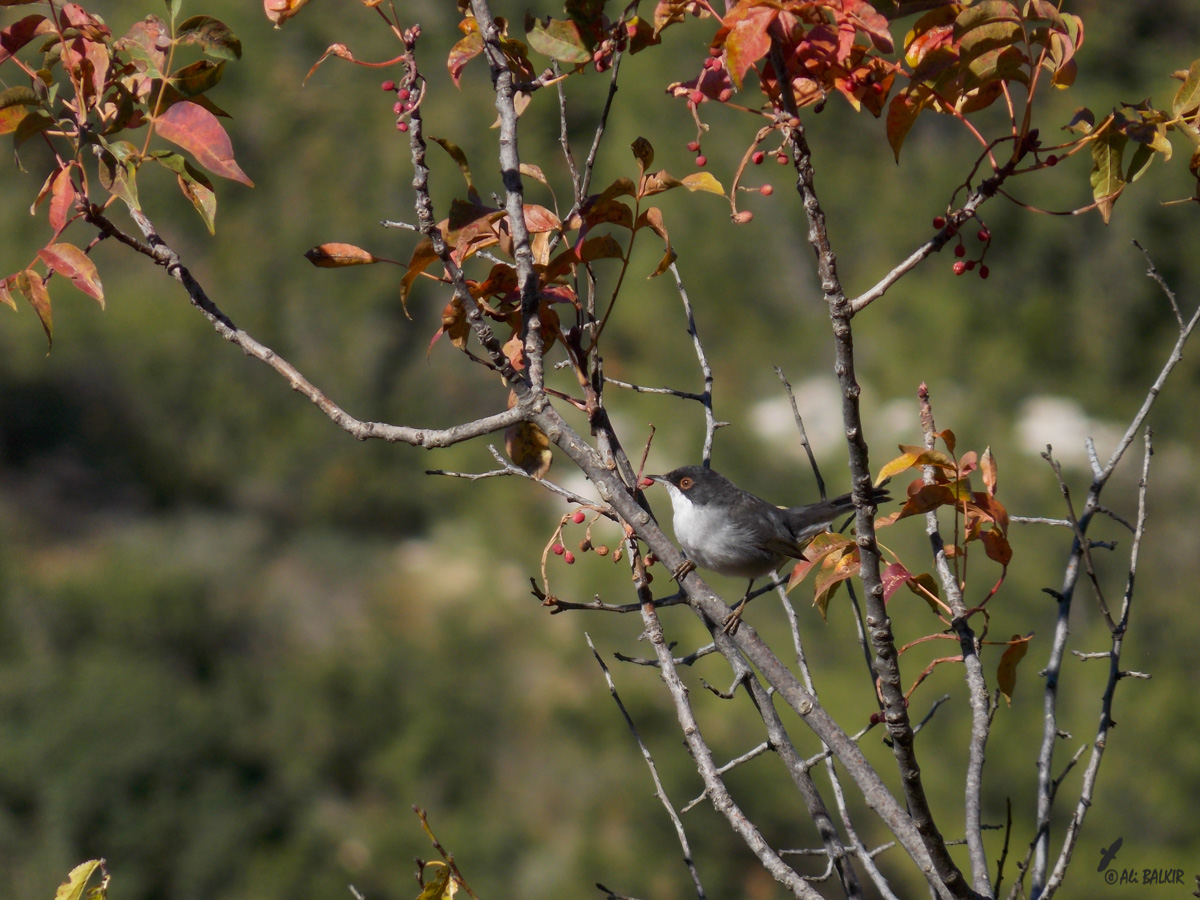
[96,148,141,211]
[1089,131,1126,223]
[175,15,242,61]
[1125,141,1155,184]
[1173,59,1200,117]
[0,85,40,111]
[172,59,225,96]
[12,110,52,147]
[164,0,181,19]
[524,16,591,64]
[151,150,217,232]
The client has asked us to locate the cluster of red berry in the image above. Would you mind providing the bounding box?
[381,80,416,132]
[933,216,992,279]
[591,23,629,73]
[550,509,623,566]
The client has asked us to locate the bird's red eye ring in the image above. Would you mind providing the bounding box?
[679,476,693,489]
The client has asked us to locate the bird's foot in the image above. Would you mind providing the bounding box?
[672,559,696,582]
[722,596,749,635]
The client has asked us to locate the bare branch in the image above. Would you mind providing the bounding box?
[85,209,522,448]
[918,385,994,897]
[586,632,709,900]
[1039,430,1155,899]
[1133,238,1183,327]
[468,0,545,393]
[667,262,720,464]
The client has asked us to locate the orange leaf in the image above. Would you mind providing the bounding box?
[0,277,15,311]
[981,446,997,496]
[997,633,1032,706]
[304,243,379,267]
[264,0,310,29]
[15,269,52,349]
[400,237,439,314]
[154,101,253,186]
[37,243,104,306]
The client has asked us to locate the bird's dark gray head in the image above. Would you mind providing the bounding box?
[649,465,736,509]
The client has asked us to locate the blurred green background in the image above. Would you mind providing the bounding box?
[2,1,1200,898]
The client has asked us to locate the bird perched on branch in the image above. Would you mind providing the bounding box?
[648,465,889,629]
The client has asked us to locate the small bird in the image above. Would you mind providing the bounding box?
[649,465,888,627]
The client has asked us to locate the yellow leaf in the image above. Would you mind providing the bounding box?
[505,421,552,479]
[679,171,725,195]
[55,861,106,900]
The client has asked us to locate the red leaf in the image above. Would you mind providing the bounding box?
[154,101,253,186]
[723,5,775,88]
[0,14,52,68]
[48,166,77,234]
[37,242,104,305]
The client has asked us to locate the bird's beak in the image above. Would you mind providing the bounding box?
[642,474,664,487]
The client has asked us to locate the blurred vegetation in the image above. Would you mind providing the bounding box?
[2,1,1200,898]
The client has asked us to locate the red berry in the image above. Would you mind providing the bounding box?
[709,46,721,58]
[695,154,707,167]
[759,184,773,196]
[552,543,565,556]
[932,216,946,228]
[869,712,882,725]
[978,227,990,242]
[979,265,990,279]
[733,210,754,223]
[953,244,966,258]
[689,90,704,105]
[571,510,586,524]
[718,88,732,102]
[965,259,976,271]
[687,140,701,152]
[645,554,656,567]
[703,57,715,70]
[393,101,404,114]
[871,82,884,94]
[1046,154,1058,166]
[953,261,967,276]
[564,550,576,564]
[397,121,409,132]
[776,153,789,164]
[639,476,654,488]
[752,151,765,165]
[595,59,608,73]
[398,88,411,101]
[381,80,396,92]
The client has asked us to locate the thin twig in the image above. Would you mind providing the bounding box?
[586,632,709,899]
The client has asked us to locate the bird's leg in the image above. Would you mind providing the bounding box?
[671,558,696,581]
[722,579,755,634]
